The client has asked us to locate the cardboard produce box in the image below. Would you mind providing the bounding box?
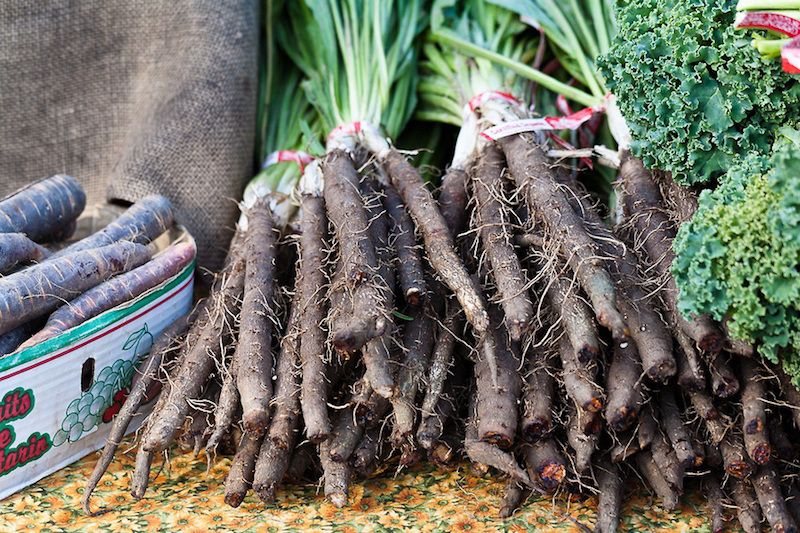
[0,208,195,500]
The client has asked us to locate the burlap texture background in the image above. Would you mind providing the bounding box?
[0,1,259,270]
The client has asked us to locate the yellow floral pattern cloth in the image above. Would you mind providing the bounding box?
[0,440,719,532]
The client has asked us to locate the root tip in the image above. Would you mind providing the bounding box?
[224,493,245,508]
[752,445,772,465]
[329,492,348,508]
[405,289,423,307]
[699,334,725,354]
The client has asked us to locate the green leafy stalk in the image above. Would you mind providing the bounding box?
[489,0,617,100]
[429,26,600,108]
[418,0,538,127]
[244,54,314,205]
[753,35,791,58]
[280,0,425,141]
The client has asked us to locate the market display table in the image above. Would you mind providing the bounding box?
[0,439,712,532]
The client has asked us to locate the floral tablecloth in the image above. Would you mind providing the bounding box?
[0,440,716,532]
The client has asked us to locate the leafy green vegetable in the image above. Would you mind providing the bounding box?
[600,0,800,185]
[418,0,537,127]
[490,0,617,99]
[245,55,314,204]
[673,130,800,383]
[245,0,315,209]
[280,0,425,141]
[428,1,598,109]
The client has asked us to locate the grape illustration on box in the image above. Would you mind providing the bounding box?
[52,325,153,447]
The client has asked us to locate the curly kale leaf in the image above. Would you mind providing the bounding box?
[599,0,800,185]
[673,134,800,384]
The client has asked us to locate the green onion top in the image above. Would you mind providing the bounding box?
[281,0,426,141]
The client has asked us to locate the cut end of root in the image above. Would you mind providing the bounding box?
[352,454,372,471]
[224,492,245,508]
[256,485,277,503]
[698,333,725,354]
[751,444,772,465]
[508,320,531,343]
[677,375,706,392]
[713,381,740,399]
[584,398,604,414]
[582,415,604,436]
[400,446,423,467]
[609,407,640,433]
[577,345,601,365]
[538,463,566,491]
[522,422,552,443]
[417,432,435,451]
[499,506,517,519]
[646,360,677,383]
[354,405,371,426]
[429,441,455,466]
[726,461,753,479]
[482,433,514,451]
[745,420,764,435]
[328,492,348,508]
[599,310,629,342]
[332,333,360,354]
[405,288,423,307]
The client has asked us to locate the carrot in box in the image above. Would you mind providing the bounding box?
[0,233,50,274]
[0,174,85,243]
[18,241,196,350]
[51,194,173,259]
[0,241,152,337]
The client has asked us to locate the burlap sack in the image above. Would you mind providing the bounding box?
[0,1,259,270]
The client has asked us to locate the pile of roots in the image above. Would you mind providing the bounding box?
[84,134,800,533]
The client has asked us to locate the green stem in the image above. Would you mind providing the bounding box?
[540,0,605,97]
[415,110,463,127]
[418,78,453,95]
[589,0,610,54]
[431,29,600,108]
[753,36,791,58]
[568,0,600,59]
[259,0,275,162]
[423,94,464,120]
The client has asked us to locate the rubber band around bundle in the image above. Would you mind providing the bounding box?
[555,94,573,117]
[261,150,314,172]
[734,11,800,37]
[480,104,604,141]
[466,91,521,113]
[783,35,800,74]
[327,121,364,143]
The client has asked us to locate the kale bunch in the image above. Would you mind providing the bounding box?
[673,130,800,383]
[600,0,800,185]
